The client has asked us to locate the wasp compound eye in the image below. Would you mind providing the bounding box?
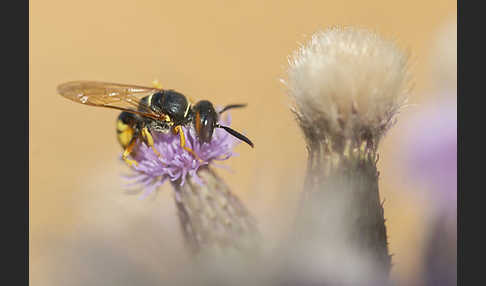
[193,100,218,143]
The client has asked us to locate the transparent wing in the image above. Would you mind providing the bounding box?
[57,81,162,119]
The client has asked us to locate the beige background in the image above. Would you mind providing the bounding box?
[30,0,456,285]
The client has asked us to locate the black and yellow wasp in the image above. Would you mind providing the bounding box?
[57,81,253,166]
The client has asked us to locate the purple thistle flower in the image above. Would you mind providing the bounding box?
[125,112,241,198]
[400,97,457,286]
[121,110,260,254]
[401,97,457,211]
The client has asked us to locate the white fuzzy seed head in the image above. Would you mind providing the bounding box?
[286,27,411,146]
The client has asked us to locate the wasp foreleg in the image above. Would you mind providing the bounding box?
[173,125,200,160]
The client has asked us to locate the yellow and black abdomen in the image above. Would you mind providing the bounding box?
[116,112,140,149]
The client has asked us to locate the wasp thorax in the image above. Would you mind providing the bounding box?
[151,90,189,124]
[193,100,218,143]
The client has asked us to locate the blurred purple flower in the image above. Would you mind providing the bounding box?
[125,112,240,198]
[400,91,457,286]
[401,97,457,210]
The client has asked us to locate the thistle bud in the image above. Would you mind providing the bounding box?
[284,26,411,281]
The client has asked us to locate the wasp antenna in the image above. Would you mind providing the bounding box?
[217,124,254,148]
[219,104,247,114]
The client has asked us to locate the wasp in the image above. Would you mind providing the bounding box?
[57,81,254,166]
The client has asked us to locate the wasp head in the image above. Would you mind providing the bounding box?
[192,101,254,147]
[192,100,218,143]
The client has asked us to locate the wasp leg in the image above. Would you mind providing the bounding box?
[122,138,139,167]
[141,127,162,158]
[174,125,200,160]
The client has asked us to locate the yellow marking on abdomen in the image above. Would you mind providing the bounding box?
[117,121,134,148]
[117,120,130,132]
